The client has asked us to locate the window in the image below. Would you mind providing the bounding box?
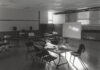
[48,11,54,24]
[77,20,89,25]
[77,12,90,25]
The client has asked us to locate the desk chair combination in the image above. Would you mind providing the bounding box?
[36,48,57,64]
[35,48,49,62]
[43,54,57,70]
[26,40,57,70]
[33,41,57,63]
[25,41,34,60]
[26,41,45,61]
[70,44,88,70]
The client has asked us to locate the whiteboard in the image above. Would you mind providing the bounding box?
[63,22,81,39]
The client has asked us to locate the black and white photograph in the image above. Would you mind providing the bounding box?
[0,0,99,70]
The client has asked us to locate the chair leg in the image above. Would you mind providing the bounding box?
[72,57,79,70]
[70,55,72,63]
[46,62,52,70]
[65,52,66,59]
[79,57,88,70]
[72,56,75,65]
[53,60,56,66]
[25,52,29,60]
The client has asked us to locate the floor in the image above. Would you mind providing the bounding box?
[68,39,100,70]
[0,39,99,70]
[0,47,70,70]
[0,46,45,70]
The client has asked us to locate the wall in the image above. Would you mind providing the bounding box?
[40,10,65,34]
[90,11,100,25]
[0,8,39,31]
[53,14,65,34]
[66,13,77,22]
[40,10,65,24]
[40,10,48,24]
[65,11,100,40]
[53,14,65,24]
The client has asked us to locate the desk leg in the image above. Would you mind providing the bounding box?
[56,54,69,70]
[56,54,61,70]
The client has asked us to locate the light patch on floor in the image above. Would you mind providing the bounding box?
[61,52,88,70]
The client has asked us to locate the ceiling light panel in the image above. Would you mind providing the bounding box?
[55,0,62,2]
[54,3,61,6]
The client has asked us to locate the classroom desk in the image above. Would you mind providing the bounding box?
[46,48,72,70]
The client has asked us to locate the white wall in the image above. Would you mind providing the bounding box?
[40,10,48,24]
[0,8,39,31]
[53,14,65,24]
[0,8,66,31]
[0,21,39,31]
[0,8,39,20]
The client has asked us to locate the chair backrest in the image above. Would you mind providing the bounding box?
[33,40,46,52]
[40,49,50,56]
[77,44,85,55]
[36,47,50,58]
[33,43,42,51]
[50,36,60,45]
[37,41,46,48]
[26,41,33,47]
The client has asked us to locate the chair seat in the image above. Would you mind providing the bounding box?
[43,55,57,62]
[71,52,80,57]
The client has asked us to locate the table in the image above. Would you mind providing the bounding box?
[46,48,72,70]
[0,42,9,46]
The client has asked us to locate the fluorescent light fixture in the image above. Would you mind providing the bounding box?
[55,0,62,2]
[55,6,63,9]
[54,3,61,6]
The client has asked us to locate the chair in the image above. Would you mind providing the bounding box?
[36,49,50,61]
[42,51,57,70]
[34,43,57,64]
[26,41,34,51]
[43,55,57,63]
[25,41,34,59]
[70,44,88,70]
[32,41,48,62]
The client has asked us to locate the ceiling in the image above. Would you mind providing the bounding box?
[0,0,100,11]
